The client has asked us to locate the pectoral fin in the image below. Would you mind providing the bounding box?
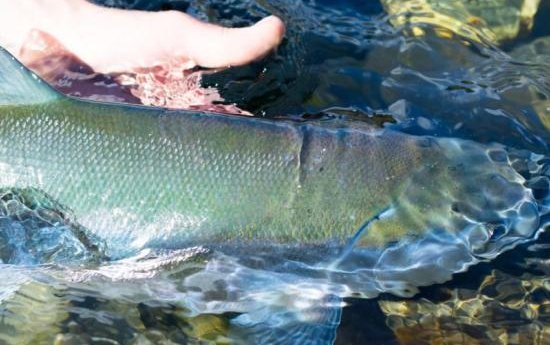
[232,293,342,345]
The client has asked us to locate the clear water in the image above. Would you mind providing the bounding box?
[1,0,549,344]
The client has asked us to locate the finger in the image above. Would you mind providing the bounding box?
[178,15,285,68]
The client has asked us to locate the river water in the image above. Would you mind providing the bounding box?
[1,0,549,344]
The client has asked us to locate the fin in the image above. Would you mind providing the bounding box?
[327,206,394,270]
[326,141,550,297]
[181,254,343,345]
[232,293,342,345]
[0,45,60,105]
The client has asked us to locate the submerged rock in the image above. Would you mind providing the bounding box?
[0,271,232,345]
[0,187,105,265]
[0,274,69,345]
[378,231,550,345]
[0,245,224,345]
[381,0,541,44]
[380,271,549,344]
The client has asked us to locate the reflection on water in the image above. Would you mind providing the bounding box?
[2,0,549,344]
[378,230,550,345]
[199,0,550,152]
[0,187,105,265]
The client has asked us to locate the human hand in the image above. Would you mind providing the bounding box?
[0,0,285,73]
[0,0,285,112]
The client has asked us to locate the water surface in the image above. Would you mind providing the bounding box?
[1,0,549,344]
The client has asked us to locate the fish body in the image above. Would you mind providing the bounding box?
[0,100,423,251]
[0,46,547,290]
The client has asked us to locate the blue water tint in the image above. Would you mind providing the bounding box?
[0,188,104,265]
[191,0,550,153]
[2,0,548,344]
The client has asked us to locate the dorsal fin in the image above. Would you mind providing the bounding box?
[0,46,60,106]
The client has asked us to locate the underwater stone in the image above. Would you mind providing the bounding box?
[379,267,550,345]
[0,187,105,265]
[381,0,541,44]
[0,276,68,345]
[378,229,550,345]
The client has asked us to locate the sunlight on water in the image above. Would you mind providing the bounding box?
[0,0,549,344]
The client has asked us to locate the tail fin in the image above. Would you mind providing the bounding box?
[232,292,342,345]
[0,46,59,105]
[328,140,550,297]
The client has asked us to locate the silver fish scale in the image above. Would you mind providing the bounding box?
[0,102,311,250]
[0,97,545,284]
[0,100,433,256]
[4,97,540,258]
